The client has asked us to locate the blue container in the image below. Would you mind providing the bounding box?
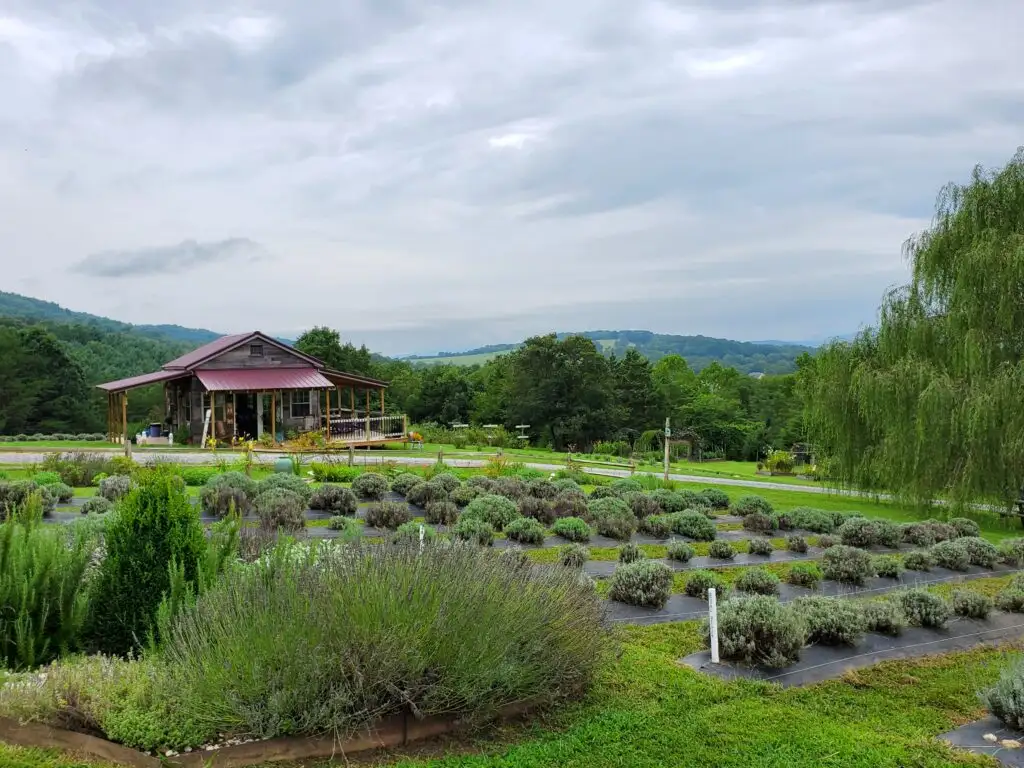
[148,424,161,437]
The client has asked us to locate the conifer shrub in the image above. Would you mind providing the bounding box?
[903,549,935,571]
[748,537,774,556]
[84,470,206,655]
[452,517,495,546]
[352,472,389,500]
[736,567,780,595]
[930,539,971,571]
[712,595,805,668]
[794,595,866,645]
[639,513,673,538]
[552,517,591,542]
[365,501,412,530]
[608,560,673,608]
[952,589,993,619]
[684,569,728,599]
[708,540,735,560]
[461,494,521,531]
[895,589,951,628]
[732,495,773,517]
[560,543,590,568]
[667,541,695,563]
[424,501,459,525]
[309,485,358,515]
[505,517,546,545]
[518,496,555,526]
[861,600,906,635]
[672,511,716,541]
[255,489,306,532]
[822,545,875,585]
[787,562,823,588]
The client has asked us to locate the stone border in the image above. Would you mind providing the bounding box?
[0,699,540,767]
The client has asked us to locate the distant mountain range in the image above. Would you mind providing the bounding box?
[0,292,827,375]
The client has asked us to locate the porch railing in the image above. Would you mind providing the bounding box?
[327,413,406,443]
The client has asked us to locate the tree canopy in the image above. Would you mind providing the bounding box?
[803,148,1024,508]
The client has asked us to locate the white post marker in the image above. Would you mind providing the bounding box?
[708,587,720,664]
[419,524,425,552]
[663,417,671,482]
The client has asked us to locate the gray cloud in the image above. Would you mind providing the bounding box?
[73,238,266,277]
[1,0,1023,354]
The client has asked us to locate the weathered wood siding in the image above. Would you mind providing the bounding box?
[196,341,310,370]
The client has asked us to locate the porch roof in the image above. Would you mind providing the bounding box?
[196,368,334,392]
[96,369,191,393]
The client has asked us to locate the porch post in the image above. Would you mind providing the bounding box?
[364,389,370,440]
[121,391,128,445]
[210,391,216,446]
[379,388,384,415]
[232,392,237,440]
[349,387,355,414]
[271,391,276,444]
[325,388,331,441]
[256,392,264,439]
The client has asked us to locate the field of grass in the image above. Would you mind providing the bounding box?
[405,350,508,366]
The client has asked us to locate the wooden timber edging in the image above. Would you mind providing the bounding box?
[0,698,543,767]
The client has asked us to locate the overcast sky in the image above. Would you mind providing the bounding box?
[1,0,1021,355]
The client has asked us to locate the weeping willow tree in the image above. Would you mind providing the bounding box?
[805,148,1024,509]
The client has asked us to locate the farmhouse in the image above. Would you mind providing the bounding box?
[96,331,405,446]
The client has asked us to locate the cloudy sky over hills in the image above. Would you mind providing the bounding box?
[1,0,1021,354]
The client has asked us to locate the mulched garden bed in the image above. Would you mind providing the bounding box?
[941,716,1024,767]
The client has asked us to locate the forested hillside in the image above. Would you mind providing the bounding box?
[406,329,812,374]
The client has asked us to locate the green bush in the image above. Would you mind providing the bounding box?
[701,488,730,509]
[505,517,546,545]
[708,540,735,560]
[498,545,531,570]
[178,467,220,487]
[787,507,839,534]
[903,550,935,571]
[0,521,93,669]
[982,657,1024,730]
[81,496,113,515]
[787,562,823,588]
[950,517,981,538]
[667,541,694,562]
[618,543,644,564]
[309,485,358,515]
[952,589,992,619]
[736,567,780,595]
[871,555,904,579]
[424,501,459,525]
[560,543,590,568]
[255,488,306,532]
[902,520,957,547]
[48,482,73,503]
[873,520,902,549]
[794,596,865,645]
[588,486,617,501]
[430,473,461,493]
[822,545,875,585]
[452,517,495,546]
[671,511,716,541]
[308,463,361,482]
[960,537,1000,568]
[588,497,637,540]
[391,521,437,545]
[352,473,389,500]
[406,481,449,508]
[649,488,687,514]
[861,600,906,635]
[748,537,773,556]
[786,535,808,554]
[327,516,362,540]
[494,477,528,501]
[551,477,582,494]
[518,496,555,526]
[733,495,773,517]
[639,514,673,538]
[999,538,1024,566]
[449,484,482,507]
[0,481,49,520]
[930,540,971,571]
[461,494,521,531]
[365,501,411,530]
[837,517,877,548]
[677,490,709,510]
[553,517,592,542]
[200,472,256,516]
[467,475,497,492]
[997,587,1024,612]
[257,474,312,503]
[84,471,207,655]
[713,596,805,668]
[684,570,728,599]
[98,475,132,502]
[610,478,644,496]
[772,512,794,531]
[743,512,776,535]
[817,534,837,549]
[390,473,423,496]
[608,560,673,608]
[895,589,950,628]
[525,478,558,500]
[552,491,589,520]
[624,492,661,520]
[31,471,62,487]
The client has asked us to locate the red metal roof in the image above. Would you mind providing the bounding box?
[96,369,190,392]
[162,332,255,369]
[195,368,335,391]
